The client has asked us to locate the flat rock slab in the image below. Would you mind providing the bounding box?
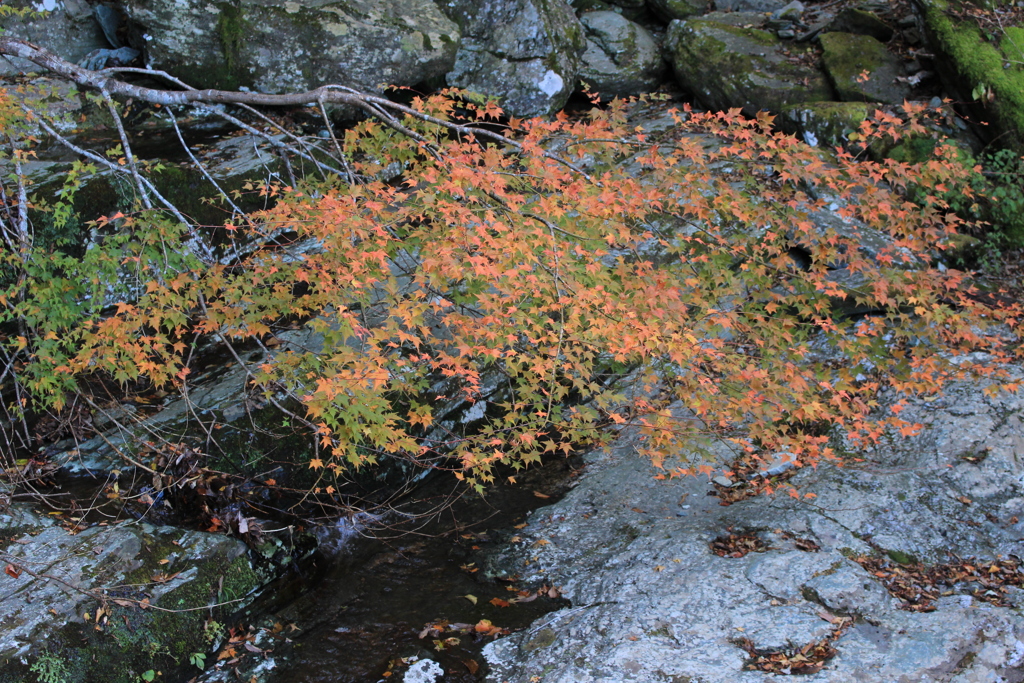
[484,369,1024,682]
[820,32,911,105]
[0,504,268,680]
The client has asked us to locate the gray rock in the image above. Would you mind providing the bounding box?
[403,657,446,683]
[823,7,894,42]
[578,11,665,98]
[819,32,912,106]
[780,100,872,148]
[0,503,268,678]
[93,4,126,48]
[122,0,460,94]
[647,0,706,21]
[441,0,586,118]
[483,370,1024,682]
[773,0,805,21]
[78,46,139,71]
[665,13,834,115]
[0,0,109,77]
[715,0,794,14]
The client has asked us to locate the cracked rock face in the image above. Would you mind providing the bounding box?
[483,367,1024,682]
[121,0,460,94]
[440,0,585,118]
[665,12,834,116]
[578,11,665,99]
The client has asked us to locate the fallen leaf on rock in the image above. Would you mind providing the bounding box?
[854,555,1023,610]
[473,619,509,637]
[710,533,770,558]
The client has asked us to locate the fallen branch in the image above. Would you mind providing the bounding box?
[0,37,594,181]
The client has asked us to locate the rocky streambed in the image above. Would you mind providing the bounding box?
[481,367,1024,682]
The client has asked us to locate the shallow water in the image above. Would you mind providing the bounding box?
[232,455,581,683]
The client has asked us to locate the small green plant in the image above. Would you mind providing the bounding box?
[948,147,1024,271]
[140,671,157,682]
[188,652,207,669]
[29,653,69,683]
[203,619,226,645]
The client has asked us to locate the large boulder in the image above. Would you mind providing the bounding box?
[0,0,109,77]
[0,504,270,683]
[440,0,586,118]
[483,370,1024,682]
[913,0,1024,152]
[578,11,665,98]
[819,32,912,105]
[665,13,833,115]
[121,0,460,94]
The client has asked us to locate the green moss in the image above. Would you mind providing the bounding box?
[919,0,1024,151]
[886,549,917,565]
[523,628,558,651]
[213,2,250,90]
[886,136,939,164]
[781,101,871,148]
[9,529,268,683]
[669,18,831,114]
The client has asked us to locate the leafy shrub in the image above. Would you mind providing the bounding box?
[1,92,1020,491]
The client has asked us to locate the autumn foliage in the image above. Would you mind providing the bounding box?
[2,90,1021,490]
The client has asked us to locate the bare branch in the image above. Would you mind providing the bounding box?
[0,37,594,181]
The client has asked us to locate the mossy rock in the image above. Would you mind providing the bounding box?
[914,0,1024,152]
[819,32,911,105]
[823,7,894,42]
[579,11,666,98]
[0,510,271,683]
[648,0,705,21]
[123,0,460,94]
[779,100,872,148]
[665,13,834,115]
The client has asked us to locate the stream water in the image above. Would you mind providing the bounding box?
[206,454,582,683]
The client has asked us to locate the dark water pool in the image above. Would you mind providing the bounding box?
[221,455,581,683]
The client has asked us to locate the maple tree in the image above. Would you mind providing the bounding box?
[0,36,1021,496]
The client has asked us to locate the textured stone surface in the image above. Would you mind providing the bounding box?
[579,11,664,98]
[647,0,705,21]
[714,0,795,14]
[0,504,267,681]
[0,0,109,76]
[820,32,911,105]
[823,7,894,42]
[122,0,459,94]
[665,13,833,115]
[484,369,1024,682]
[441,0,585,117]
[780,101,871,148]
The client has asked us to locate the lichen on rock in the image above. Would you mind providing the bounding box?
[665,12,834,115]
